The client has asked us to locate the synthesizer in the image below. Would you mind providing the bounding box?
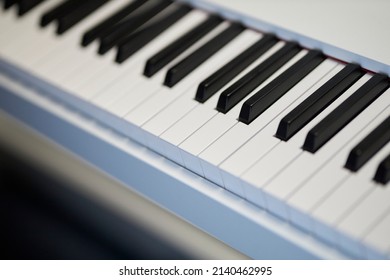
[0,0,389,259]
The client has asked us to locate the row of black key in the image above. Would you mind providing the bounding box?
[164,22,244,87]
[144,14,222,77]
[98,0,173,55]
[116,4,192,63]
[215,41,301,112]
[41,0,109,34]
[82,0,148,47]
[5,0,390,184]
[3,0,44,15]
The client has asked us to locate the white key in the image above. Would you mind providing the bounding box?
[140,29,261,154]
[158,39,284,165]
[179,48,307,177]
[180,113,236,176]
[0,16,19,52]
[160,103,219,164]
[34,41,112,89]
[86,55,146,104]
[286,75,371,230]
[60,48,117,97]
[339,185,390,258]
[220,62,342,197]
[364,210,390,259]
[201,56,336,188]
[335,147,390,257]
[77,50,139,102]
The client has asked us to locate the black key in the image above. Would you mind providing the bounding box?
[17,0,44,16]
[116,4,192,63]
[215,41,300,113]
[164,22,245,87]
[40,0,82,27]
[276,63,364,141]
[303,73,390,153]
[81,0,147,47]
[144,15,223,77]
[98,0,172,55]
[195,34,278,103]
[374,153,390,185]
[56,0,109,35]
[3,0,18,10]
[345,116,390,172]
[239,49,325,124]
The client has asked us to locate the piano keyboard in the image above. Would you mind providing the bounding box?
[0,0,389,259]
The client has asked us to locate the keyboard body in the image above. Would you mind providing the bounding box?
[0,0,389,259]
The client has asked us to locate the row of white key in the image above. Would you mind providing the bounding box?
[177,50,310,176]
[262,76,366,220]
[125,29,264,149]
[156,41,286,165]
[270,92,389,257]
[219,63,345,197]
[138,32,275,158]
[197,57,338,186]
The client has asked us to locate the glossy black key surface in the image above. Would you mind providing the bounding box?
[239,49,325,124]
[81,0,147,47]
[303,73,390,153]
[116,4,192,63]
[215,42,300,113]
[276,63,364,141]
[144,15,223,77]
[164,22,245,87]
[98,0,172,55]
[345,116,390,172]
[3,0,18,9]
[374,153,390,184]
[56,0,109,35]
[40,0,82,27]
[17,0,44,16]
[195,34,278,103]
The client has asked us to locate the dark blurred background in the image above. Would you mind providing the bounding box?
[0,146,190,260]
